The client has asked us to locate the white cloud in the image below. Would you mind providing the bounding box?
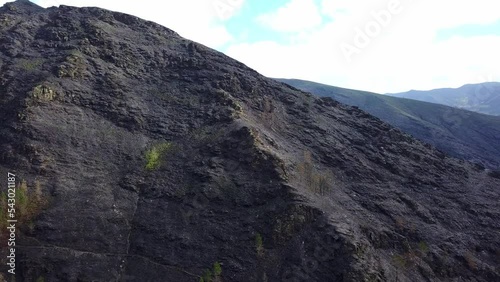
[226,0,500,93]
[0,0,13,6]
[320,0,500,26]
[212,0,245,21]
[256,0,322,32]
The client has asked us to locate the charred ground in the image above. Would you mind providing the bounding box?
[0,1,499,281]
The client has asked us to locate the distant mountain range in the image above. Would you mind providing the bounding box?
[276,79,500,169]
[387,82,500,116]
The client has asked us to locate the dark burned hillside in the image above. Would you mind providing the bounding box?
[277,78,500,170]
[0,1,499,281]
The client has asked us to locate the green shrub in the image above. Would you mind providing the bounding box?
[392,243,428,270]
[213,262,222,280]
[145,142,172,170]
[0,180,48,239]
[418,241,429,253]
[16,180,48,222]
[392,254,408,268]
[202,269,212,282]
[200,261,223,282]
[16,180,29,215]
[255,233,264,256]
[18,58,44,71]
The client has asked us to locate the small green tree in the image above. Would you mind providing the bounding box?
[255,233,264,256]
[213,262,222,276]
[145,142,172,170]
[202,269,212,282]
[16,180,29,215]
[213,262,222,281]
[200,261,223,282]
[0,180,49,239]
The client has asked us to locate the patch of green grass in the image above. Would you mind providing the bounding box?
[16,180,29,215]
[145,142,173,170]
[392,253,410,269]
[255,233,264,256]
[18,58,44,71]
[199,262,223,282]
[213,262,222,277]
[58,50,86,78]
[202,269,212,282]
[418,241,429,253]
[391,241,432,272]
[0,180,49,239]
[16,180,48,221]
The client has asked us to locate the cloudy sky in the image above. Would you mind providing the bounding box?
[3,0,500,93]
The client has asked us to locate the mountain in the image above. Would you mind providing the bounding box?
[387,82,500,116]
[277,79,500,170]
[1,1,499,281]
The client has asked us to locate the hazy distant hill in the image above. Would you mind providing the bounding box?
[387,82,500,116]
[277,79,500,169]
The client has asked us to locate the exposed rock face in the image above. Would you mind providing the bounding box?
[0,1,499,281]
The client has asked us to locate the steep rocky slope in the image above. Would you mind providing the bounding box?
[0,1,499,281]
[277,79,500,169]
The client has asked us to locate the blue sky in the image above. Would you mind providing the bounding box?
[436,20,500,41]
[3,0,500,93]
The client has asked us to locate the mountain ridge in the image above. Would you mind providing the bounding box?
[0,2,499,281]
[387,82,500,116]
[276,78,500,169]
